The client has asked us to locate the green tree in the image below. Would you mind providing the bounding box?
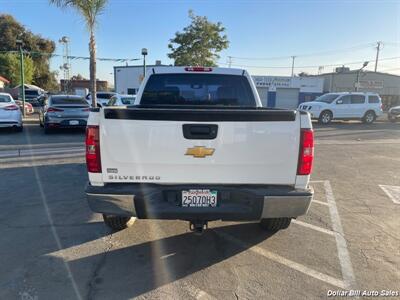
[49,0,108,107]
[0,53,35,86]
[0,14,57,90]
[168,10,229,66]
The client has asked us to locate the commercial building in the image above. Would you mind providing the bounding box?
[114,61,167,95]
[314,69,400,109]
[113,64,324,108]
[252,76,324,108]
[60,79,108,95]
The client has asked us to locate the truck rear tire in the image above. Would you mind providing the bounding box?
[102,214,133,231]
[259,218,291,232]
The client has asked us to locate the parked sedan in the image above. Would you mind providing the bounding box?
[0,93,23,132]
[388,105,400,122]
[85,92,117,107]
[107,94,136,106]
[39,95,90,133]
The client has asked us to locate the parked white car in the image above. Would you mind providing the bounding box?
[299,92,383,124]
[106,94,136,106]
[85,92,117,107]
[0,92,23,132]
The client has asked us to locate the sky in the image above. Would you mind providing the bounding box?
[1,0,399,85]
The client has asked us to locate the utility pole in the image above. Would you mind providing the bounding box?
[16,39,25,117]
[141,48,148,78]
[374,41,382,72]
[228,56,232,68]
[291,56,296,77]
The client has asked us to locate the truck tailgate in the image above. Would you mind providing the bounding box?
[100,108,300,185]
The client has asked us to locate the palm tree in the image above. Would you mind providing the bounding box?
[49,0,108,108]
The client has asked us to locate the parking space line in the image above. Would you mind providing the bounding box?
[292,219,335,236]
[312,199,330,207]
[324,180,357,291]
[214,231,347,289]
[310,180,325,183]
[379,185,400,204]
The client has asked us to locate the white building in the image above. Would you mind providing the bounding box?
[114,62,167,95]
[252,76,324,109]
[113,65,324,108]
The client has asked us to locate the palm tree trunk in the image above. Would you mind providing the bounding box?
[89,29,97,108]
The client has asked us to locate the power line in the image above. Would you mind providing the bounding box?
[0,50,141,62]
[228,42,376,61]
[218,56,400,70]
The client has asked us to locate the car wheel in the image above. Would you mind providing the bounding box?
[319,111,332,124]
[15,125,23,132]
[363,111,376,124]
[259,218,291,232]
[102,214,134,231]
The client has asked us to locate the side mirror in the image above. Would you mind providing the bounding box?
[336,99,343,104]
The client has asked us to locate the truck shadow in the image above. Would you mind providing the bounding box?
[68,222,275,299]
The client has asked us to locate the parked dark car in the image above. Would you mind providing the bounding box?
[388,105,400,122]
[24,90,44,107]
[39,95,90,133]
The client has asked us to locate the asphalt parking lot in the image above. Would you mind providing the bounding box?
[0,118,399,300]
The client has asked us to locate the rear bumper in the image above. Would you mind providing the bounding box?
[45,116,87,127]
[86,183,313,221]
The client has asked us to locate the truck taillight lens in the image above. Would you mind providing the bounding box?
[86,125,102,173]
[297,129,314,175]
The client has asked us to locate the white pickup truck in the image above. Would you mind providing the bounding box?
[85,67,314,234]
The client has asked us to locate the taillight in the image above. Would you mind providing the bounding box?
[184,67,213,72]
[47,107,64,112]
[86,125,102,173]
[4,104,19,111]
[297,129,314,175]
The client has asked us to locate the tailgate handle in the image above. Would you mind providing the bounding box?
[183,124,218,140]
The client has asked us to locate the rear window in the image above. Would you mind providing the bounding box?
[0,95,12,103]
[51,97,88,105]
[141,74,256,107]
[368,95,380,103]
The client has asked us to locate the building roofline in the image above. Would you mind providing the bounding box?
[313,70,400,78]
[114,64,169,69]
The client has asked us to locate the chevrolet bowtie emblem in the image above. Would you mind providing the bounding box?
[185,146,215,158]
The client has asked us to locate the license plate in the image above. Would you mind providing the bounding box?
[182,189,217,207]
[69,120,79,125]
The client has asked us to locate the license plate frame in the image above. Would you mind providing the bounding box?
[182,189,218,208]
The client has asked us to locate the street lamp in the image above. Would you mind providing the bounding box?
[141,48,148,78]
[355,61,369,92]
[16,39,25,117]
